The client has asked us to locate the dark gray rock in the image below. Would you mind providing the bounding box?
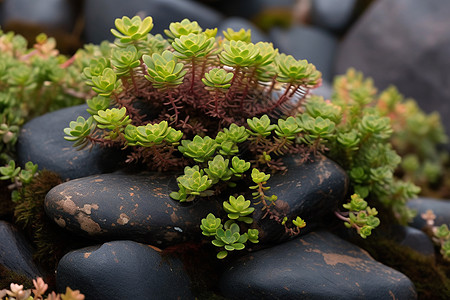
[83,0,224,44]
[17,104,124,181]
[334,0,450,142]
[270,25,338,82]
[310,0,357,33]
[0,0,77,32]
[44,155,347,248]
[0,221,42,279]
[408,197,450,230]
[56,240,193,300]
[254,155,348,245]
[391,225,435,257]
[217,17,270,43]
[220,230,417,299]
[213,0,295,19]
[311,80,333,100]
[45,172,223,247]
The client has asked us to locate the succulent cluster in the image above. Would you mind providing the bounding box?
[421,209,450,261]
[332,69,448,199]
[61,16,433,256]
[0,277,84,300]
[0,30,95,164]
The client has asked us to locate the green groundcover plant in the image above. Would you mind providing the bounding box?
[0,30,98,164]
[60,15,427,258]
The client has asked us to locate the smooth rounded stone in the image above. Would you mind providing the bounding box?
[0,221,42,279]
[0,0,76,32]
[407,197,450,230]
[210,0,294,19]
[253,155,348,245]
[220,230,417,299]
[83,0,224,44]
[56,240,193,300]
[334,0,450,142]
[217,17,270,43]
[390,225,435,257]
[311,80,333,100]
[45,172,223,247]
[270,25,338,83]
[17,104,124,181]
[310,0,357,33]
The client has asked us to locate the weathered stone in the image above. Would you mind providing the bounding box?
[310,0,357,33]
[334,0,450,142]
[217,17,270,43]
[83,0,224,44]
[270,25,338,82]
[407,197,450,230]
[45,172,223,247]
[0,221,42,280]
[17,104,124,181]
[220,230,417,299]
[56,240,193,300]
[254,155,348,245]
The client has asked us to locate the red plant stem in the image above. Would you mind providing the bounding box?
[214,90,220,115]
[225,66,241,101]
[334,211,349,222]
[167,89,179,123]
[240,67,256,110]
[190,59,196,93]
[261,83,292,114]
[129,69,139,95]
[60,53,77,68]
[267,76,277,94]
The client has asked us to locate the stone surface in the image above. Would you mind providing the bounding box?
[270,25,338,82]
[334,0,450,142]
[17,104,124,181]
[407,197,450,230]
[253,155,348,245]
[84,0,224,44]
[45,155,347,247]
[310,0,357,33]
[311,80,333,100]
[220,230,417,299]
[56,240,193,300]
[212,0,295,19]
[45,172,223,247]
[0,0,76,32]
[217,17,270,44]
[0,221,42,279]
[391,225,435,257]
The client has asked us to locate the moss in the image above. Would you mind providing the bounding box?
[0,181,14,220]
[350,234,450,299]
[14,170,92,273]
[0,264,33,290]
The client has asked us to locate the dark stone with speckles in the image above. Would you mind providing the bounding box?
[44,156,347,247]
[407,197,450,230]
[254,155,348,245]
[17,104,125,180]
[44,172,223,247]
[0,221,42,279]
[56,240,193,300]
[220,230,417,299]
